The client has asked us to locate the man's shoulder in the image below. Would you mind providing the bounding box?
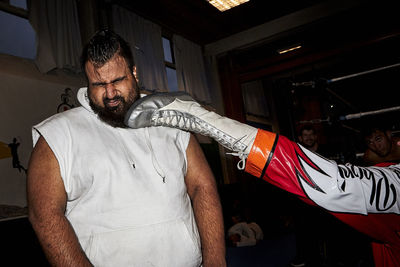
[33,106,94,135]
[363,149,378,164]
[54,106,87,118]
[38,106,88,124]
[315,143,332,157]
[363,146,400,165]
[148,126,191,140]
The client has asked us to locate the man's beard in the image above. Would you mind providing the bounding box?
[89,91,139,128]
[303,140,316,148]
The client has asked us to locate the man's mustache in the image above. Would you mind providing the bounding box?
[104,96,125,111]
[104,95,124,105]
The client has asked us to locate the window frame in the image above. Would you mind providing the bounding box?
[0,0,36,60]
[162,33,179,92]
[162,35,176,68]
[0,1,28,19]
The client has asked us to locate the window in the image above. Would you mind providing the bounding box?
[162,36,178,92]
[0,0,36,59]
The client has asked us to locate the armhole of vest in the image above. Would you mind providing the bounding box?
[32,127,41,147]
[181,131,191,176]
[34,126,69,193]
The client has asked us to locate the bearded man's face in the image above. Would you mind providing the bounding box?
[85,54,139,127]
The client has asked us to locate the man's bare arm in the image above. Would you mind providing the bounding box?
[363,149,379,165]
[185,134,226,267]
[27,136,92,266]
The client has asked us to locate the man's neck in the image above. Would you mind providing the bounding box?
[309,143,318,152]
[302,142,318,152]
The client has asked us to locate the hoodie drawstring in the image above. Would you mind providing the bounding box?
[145,128,166,183]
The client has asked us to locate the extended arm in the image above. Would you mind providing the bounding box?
[246,130,400,215]
[247,129,400,260]
[185,134,226,267]
[124,91,400,267]
[27,137,92,266]
[123,91,398,215]
[363,149,380,166]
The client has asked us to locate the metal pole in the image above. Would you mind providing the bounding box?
[328,62,400,83]
[340,106,400,120]
[292,62,400,87]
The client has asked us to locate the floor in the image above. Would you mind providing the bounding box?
[2,217,296,266]
[0,216,374,267]
[0,216,49,266]
[226,233,297,267]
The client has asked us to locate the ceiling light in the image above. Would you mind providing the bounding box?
[207,0,250,12]
[277,44,302,54]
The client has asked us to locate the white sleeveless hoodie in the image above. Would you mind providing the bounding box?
[32,88,202,267]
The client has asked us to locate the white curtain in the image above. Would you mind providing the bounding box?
[28,0,82,73]
[173,35,211,103]
[112,6,168,92]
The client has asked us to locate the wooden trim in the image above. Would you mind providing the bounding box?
[165,61,175,69]
[0,2,28,19]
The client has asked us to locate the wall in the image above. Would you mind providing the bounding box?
[0,53,84,207]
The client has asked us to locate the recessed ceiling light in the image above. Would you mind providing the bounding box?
[206,0,250,12]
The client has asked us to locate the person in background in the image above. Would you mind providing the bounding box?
[27,30,226,267]
[363,122,400,166]
[298,125,319,153]
[298,124,331,158]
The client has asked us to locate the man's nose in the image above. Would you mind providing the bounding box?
[105,83,117,99]
[371,142,379,150]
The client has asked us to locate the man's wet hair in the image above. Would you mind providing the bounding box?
[360,118,391,139]
[81,29,134,73]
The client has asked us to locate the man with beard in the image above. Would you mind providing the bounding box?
[363,124,400,166]
[27,30,225,267]
[298,125,324,154]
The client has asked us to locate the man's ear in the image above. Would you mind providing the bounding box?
[132,66,138,81]
[386,130,392,139]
